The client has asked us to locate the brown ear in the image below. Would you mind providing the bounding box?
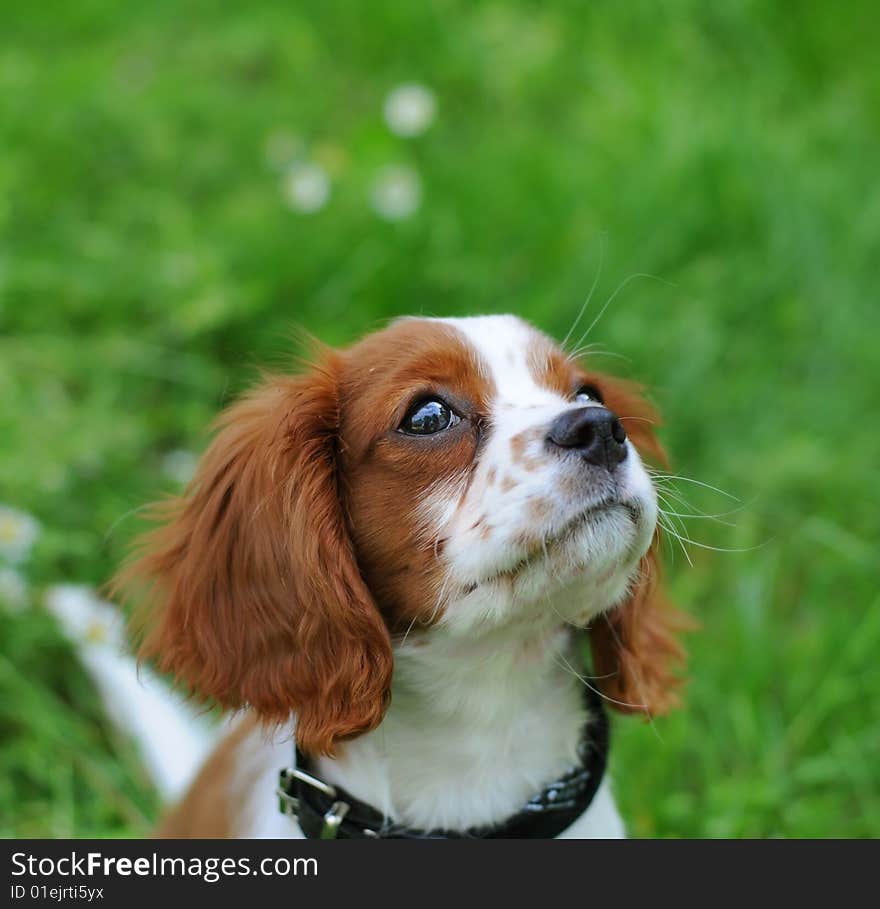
[585,374,689,717]
[112,354,393,756]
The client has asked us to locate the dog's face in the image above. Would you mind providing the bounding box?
[118,315,684,755]
[341,316,658,635]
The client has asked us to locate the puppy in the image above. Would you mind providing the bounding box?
[116,314,686,838]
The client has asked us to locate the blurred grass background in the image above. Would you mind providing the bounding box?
[2,0,879,837]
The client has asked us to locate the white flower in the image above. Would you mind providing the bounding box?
[383,83,436,137]
[282,162,331,213]
[0,567,27,613]
[44,584,125,650]
[161,449,199,486]
[0,505,40,563]
[370,165,422,221]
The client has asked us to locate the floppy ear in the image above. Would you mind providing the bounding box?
[112,354,393,756]
[584,374,689,717]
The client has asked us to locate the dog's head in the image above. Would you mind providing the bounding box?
[117,315,686,755]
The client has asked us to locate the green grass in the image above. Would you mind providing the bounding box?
[1,0,878,837]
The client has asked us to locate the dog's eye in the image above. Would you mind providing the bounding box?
[574,384,604,405]
[400,398,460,435]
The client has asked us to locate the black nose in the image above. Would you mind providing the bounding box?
[546,406,628,470]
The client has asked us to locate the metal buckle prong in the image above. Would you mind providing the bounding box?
[320,801,350,839]
[279,766,338,798]
[276,785,300,816]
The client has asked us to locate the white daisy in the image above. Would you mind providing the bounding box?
[44,584,126,650]
[282,162,331,213]
[0,505,40,563]
[383,83,436,137]
[370,165,422,221]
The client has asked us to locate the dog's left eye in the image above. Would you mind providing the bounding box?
[574,384,604,405]
[400,398,461,435]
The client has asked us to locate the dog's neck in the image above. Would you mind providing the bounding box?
[313,618,588,832]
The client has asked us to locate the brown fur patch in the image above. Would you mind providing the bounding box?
[510,431,526,464]
[527,497,552,521]
[527,334,576,398]
[113,358,394,757]
[339,319,495,632]
[589,540,691,716]
[510,429,542,470]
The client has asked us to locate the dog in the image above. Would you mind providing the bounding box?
[114,314,686,838]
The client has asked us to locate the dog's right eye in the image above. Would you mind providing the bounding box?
[574,384,604,405]
[400,398,460,435]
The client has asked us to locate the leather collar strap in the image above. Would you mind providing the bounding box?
[277,685,609,839]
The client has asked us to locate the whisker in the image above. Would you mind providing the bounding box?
[103,502,153,543]
[553,650,662,745]
[655,496,694,555]
[655,487,754,522]
[659,509,738,528]
[654,487,739,527]
[648,472,740,502]
[657,515,770,555]
[398,614,421,648]
[573,272,675,352]
[553,651,645,711]
[567,345,631,364]
[672,535,769,554]
[618,416,658,426]
[657,515,694,567]
[429,573,453,624]
[652,484,746,526]
[544,595,587,632]
[562,234,606,350]
[651,484,710,514]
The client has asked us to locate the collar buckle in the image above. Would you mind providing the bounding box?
[278,766,352,838]
[278,766,339,818]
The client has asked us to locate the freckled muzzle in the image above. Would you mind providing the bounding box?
[546,407,628,471]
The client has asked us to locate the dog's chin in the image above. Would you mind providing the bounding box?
[449,497,654,616]
[519,505,645,597]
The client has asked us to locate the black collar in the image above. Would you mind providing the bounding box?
[277,684,609,839]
